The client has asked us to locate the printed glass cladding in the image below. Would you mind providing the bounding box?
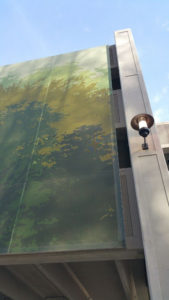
[0,46,124,253]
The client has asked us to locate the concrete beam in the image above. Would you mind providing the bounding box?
[0,249,143,265]
[63,263,92,300]
[0,266,42,300]
[115,261,132,300]
[37,263,90,300]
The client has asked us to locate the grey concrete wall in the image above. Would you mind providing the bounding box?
[157,122,169,147]
[115,29,169,300]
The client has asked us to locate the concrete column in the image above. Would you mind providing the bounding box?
[115,28,169,300]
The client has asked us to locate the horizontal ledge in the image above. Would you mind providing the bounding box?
[0,249,144,265]
[124,74,138,77]
[137,151,156,157]
[115,29,131,34]
[157,122,169,126]
[161,144,169,150]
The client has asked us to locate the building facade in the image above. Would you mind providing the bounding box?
[0,29,168,300]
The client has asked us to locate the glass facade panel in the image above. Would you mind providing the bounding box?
[0,46,124,253]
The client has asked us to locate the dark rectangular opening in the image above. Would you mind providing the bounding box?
[116,127,131,168]
[164,152,169,170]
[111,67,121,90]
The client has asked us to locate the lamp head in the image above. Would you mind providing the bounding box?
[131,113,154,150]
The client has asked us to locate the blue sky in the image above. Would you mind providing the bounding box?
[0,0,169,122]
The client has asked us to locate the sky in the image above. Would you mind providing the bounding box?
[0,0,169,122]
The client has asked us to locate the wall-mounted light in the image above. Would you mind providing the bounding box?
[131,113,154,150]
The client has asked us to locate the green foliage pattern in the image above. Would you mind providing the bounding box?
[0,46,124,253]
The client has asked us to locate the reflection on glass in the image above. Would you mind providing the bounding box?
[0,46,124,253]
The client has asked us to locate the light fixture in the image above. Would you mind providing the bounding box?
[131,113,154,150]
